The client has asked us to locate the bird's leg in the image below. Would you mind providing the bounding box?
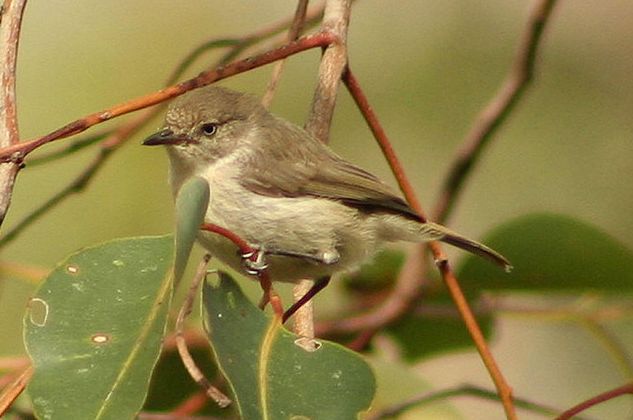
[282,276,331,323]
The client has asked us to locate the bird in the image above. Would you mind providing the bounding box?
[143,86,510,316]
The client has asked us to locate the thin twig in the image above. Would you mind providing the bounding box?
[432,0,559,224]
[555,382,633,420]
[26,130,112,166]
[0,32,337,163]
[0,108,154,249]
[0,0,27,226]
[175,254,231,408]
[261,0,310,108]
[0,365,33,417]
[328,66,517,418]
[368,384,576,420]
[577,317,633,380]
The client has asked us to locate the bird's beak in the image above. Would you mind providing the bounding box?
[142,129,193,146]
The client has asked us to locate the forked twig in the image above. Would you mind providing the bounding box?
[175,254,231,408]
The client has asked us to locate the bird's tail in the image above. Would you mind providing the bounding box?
[423,222,512,272]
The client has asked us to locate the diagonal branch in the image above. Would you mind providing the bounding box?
[329,67,517,419]
[0,31,337,163]
[433,0,558,224]
[261,0,310,108]
[0,0,27,226]
[368,384,569,420]
[555,382,633,420]
[0,9,329,246]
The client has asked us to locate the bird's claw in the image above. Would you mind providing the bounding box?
[241,245,268,276]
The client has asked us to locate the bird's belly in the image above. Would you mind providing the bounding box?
[198,187,379,282]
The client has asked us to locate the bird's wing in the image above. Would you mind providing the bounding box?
[239,127,422,221]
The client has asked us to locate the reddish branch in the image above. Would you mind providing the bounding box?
[555,382,633,420]
[334,67,516,419]
[0,31,337,163]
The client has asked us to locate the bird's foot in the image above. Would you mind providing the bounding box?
[241,245,269,276]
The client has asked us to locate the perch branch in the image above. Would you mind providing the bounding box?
[0,0,27,226]
[432,0,559,224]
[200,223,283,318]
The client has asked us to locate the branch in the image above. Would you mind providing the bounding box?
[0,0,27,226]
[0,10,328,246]
[304,0,351,141]
[261,0,309,108]
[323,67,517,418]
[0,31,337,163]
[200,223,283,318]
[368,384,577,420]
[175,254,231,408]
[0,365,32,417]
[555,382,633,420]
[293,0,352,341]
[0,109,153,249]
[432,0,558,223]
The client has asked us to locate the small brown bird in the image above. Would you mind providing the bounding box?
[143,86,510,314]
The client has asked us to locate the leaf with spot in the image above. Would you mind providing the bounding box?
[24,236,174,420]
[23,176,210,419]
[202,271,376,419]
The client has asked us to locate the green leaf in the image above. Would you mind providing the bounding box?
[145,346,234,417]
[174,176,209,284]
[458,213,633,293]
[342,249,405,292]
[389,309,493,361]
[24,236,174,420]
[202,272,376,419]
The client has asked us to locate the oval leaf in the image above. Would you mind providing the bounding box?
[24,235,174,420]
[458,213,633,293]
[174,176,209,284]
[202,272,376,419]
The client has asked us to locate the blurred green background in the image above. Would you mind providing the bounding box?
[2,1,633,418]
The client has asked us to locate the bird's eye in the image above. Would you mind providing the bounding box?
[200,123,217,136]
